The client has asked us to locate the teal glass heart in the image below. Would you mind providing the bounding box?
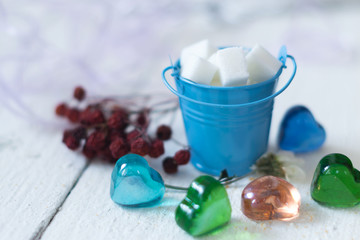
[110,154,165,207]
[278,105,326,153]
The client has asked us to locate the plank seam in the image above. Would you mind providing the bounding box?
[30,161,90,240]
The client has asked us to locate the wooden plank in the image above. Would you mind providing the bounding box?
[41,149,360,239]
[0,110,87,240]
[41,47,360,239]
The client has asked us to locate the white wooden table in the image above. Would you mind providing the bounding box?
[1,1,360,239]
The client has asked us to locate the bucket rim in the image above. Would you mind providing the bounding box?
[162,55,297,108]
[172,59,284,91]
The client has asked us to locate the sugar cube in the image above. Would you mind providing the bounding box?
[180,39,216,67]
[246,44,282,85]
[207,52,222,86]
[180,55,218,85]
[210,71,222,86]
[208,52,218,65]
[216,47,249,87]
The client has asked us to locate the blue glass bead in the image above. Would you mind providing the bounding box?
[110,154,165,207]
[278,105,326,153]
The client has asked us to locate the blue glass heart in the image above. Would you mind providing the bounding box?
[110,154,165,207]
[278,105,326,153]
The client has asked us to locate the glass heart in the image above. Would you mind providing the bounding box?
[278,105,326,153]
[110,154,165,207]
[311,153,360,207]
[175,175,231,236]
[241,176,301,221]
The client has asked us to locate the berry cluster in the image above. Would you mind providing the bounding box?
[55,86,190,174]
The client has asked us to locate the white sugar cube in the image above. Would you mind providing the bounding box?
[208,53,222,86]
[180,39,216,67]
[246,44,282,85]
[180,55,218,85]
[216,47,249,87]
[210,71,222,86]
[208,52,218,65]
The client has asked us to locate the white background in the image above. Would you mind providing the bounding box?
[0,0,360,239]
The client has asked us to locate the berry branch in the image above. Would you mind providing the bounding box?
[56,86,191,174]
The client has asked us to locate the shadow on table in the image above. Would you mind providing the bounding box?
[200,218,261,240]
[116,195,182,214]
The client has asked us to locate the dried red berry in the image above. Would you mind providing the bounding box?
[149,139,164,158]
[127,129,141,143]
[130,137,150,156]
[108,129,126,142]
[85,103,101,110]
[136,111,148,127]
[112,106,129,117]
[71,126,87,140]
[162,157,178,174]
[66,108,80,123]
[62,132,80,150]
[82,145,96,159]
[107,110,128,130]
[174,149,191,165]
[62,127,87,151]
[55,103,68,116]
[80,108,105,126]
[86,130,107,151]
[109,138,129,159]
[156,125,172,140]
[98,147,116,163]
[74,86,86,101]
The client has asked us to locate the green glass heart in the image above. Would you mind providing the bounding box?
[311,153,360,207]
[175,175,231,236]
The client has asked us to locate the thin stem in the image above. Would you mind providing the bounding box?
[164,170,255,191]
[170,138,189,149]
[151,105,178,114]
[220,170,255,185]
[164,184,188,191]
[168,104,179,126]
[149,98,178,109]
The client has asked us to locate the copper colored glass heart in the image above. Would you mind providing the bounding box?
[241,176,301,221]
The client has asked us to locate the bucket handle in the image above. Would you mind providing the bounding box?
[162,55,297,108]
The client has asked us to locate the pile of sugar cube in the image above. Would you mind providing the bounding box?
[180,40,283,87]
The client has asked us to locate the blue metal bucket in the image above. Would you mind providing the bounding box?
[162,48,297,176]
